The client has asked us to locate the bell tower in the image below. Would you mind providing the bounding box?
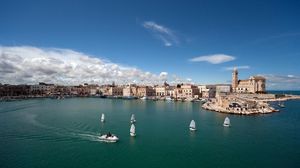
[232,68,238,92]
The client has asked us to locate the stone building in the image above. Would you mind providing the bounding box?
[174,84,200,99]
[30,82,54,95]
[108,86,123,96]
[0,84,30,97]
[198,85,216,98]
[123,84,138,97]
[232,68,266,93]
[137,86,155,97]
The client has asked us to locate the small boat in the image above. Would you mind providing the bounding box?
[140,96,147,100]
[101,113,105,122]
[130,124,136,137]
[99,132,119,142]
[278,102,285,108]
[223,117,230,127]
[165,97,172,101]
[189,120,196,131]
[123,96,136,100]
[130,114,136,123]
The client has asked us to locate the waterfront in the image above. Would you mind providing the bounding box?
[0,97,300,168]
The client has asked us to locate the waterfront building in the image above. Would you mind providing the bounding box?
[198,85,216,98]
[232,68,266,93]
[30,82,54,95]
[155,86,168,97]
[0,84,30,97]
[123,84,138,97]
[155,82,172,97]
[108,86,123,96]
[167,86,176,98]
[174,84,199,99]
[137,86,155,97]
[216,84,232,97]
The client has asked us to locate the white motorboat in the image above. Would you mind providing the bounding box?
[99,133,119,142]
[223,117,230,127]
[140,96,147,100]
[130,114,136,123]
[101,113,105,122]
[189,120,196,131]
[130,124,136,137]
[165,97,172,101]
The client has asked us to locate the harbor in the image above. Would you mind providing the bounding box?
[1,97,299,168]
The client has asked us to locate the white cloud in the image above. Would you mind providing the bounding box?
[224,65,250,71]
[0,46,185,85]
[260,74,300,90]
[142,21,179,47]
[189,54,235,64]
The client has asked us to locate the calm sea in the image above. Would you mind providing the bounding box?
[0,93,299,168]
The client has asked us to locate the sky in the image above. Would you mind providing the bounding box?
[0,0,300,90]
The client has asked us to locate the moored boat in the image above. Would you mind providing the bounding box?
[278,101,285,108]
[140,96,147,100]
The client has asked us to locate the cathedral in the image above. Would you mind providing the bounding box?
[232,68,266,93]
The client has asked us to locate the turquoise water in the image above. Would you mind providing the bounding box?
[0,97,299,168]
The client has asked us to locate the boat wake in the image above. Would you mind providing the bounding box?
[73,133,103,142]
[23,113,104,142]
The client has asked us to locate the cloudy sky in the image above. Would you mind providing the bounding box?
[0,0,300,90]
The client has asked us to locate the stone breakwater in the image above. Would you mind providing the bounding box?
[202,94,300,115]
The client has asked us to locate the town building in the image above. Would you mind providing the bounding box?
[137,86,155,97]
[198,85,216,98]
[175,84,200,99]
[30,82,54,95]
[216,84,232,97]
[0,84,30,97]
[108,86,123,96]
[123,84,138,97]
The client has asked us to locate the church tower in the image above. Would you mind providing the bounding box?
[232,68,238,92]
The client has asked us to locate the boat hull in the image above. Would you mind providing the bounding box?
[99,135,119,143]
[189,128,196,131]
[130,133,136,137]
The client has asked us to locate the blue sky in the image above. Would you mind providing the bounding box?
[0,0,300,90]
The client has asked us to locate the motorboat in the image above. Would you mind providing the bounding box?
[223,117,230,127]
[165,97,172,101]
[189,120,196,131]
[140,96,147,100]
[99,132,119,142]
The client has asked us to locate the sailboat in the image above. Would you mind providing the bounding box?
[223,117,230,127]
[130,124,136,137]
[101,113,105,123]
[130,114,136,123]
[189,120,196,131]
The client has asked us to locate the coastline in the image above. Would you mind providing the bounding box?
[202,94,300,115]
